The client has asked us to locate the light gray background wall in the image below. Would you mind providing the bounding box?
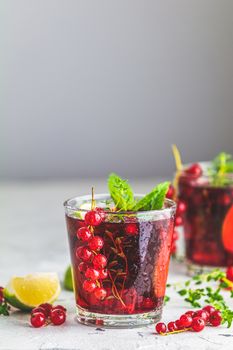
[1,0,233,180]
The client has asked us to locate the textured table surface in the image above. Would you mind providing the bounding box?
[1,180,233,350]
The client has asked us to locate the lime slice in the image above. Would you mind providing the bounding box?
[4,273,61,311]
[63,266,74,291]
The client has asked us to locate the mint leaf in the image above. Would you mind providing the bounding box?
[108,173,135,210]
[209,152,233,186]
[132,182,170,211]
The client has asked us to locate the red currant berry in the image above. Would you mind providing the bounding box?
[172,230,179,241]
[142,297,154,309]
[193,310,209,323]
[180,314,193,328]
[167,321,177,332]
[39,303,52,317]
[209,310,222,327]
[78,262,88,273]
[175,319,184,330]
[125,224,138,236]
[185,310,195,318]
[226,266,233,282]
[82,280,96,293]
[185,163,202,177]
[155,322,167,334]
[31,307,46,316]
[93,254,107,269]
[76,227,92,242]
[175,216,183,226]
[202,305,216,315]
[94,287,107,300]
[51,308,66,326]
[0,287,4,298]
[52,305,66,313]
[191,317,205,332]
[166,184,175,199]
[85,267,100,280]
[30,312,46,328]
[176,200,187,215]
[88,236,104,251]
[76,246,93,262]
[95,207,106,221]
[98,269,108,279]
[85,210,102,226]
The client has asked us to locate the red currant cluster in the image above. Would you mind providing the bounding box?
[76,208,108,300]
[30,303,66,328]
[155,305,222,335]
[166,163,203,255]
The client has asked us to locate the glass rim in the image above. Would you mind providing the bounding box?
[63,193,176,215]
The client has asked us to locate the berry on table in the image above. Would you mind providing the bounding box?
[51,308,66,326]
[209,310,222,327]
[193,310,209,323]
[31,306,46,316]
[76,227,92,242]
[39,303,52,317]
[85,210,103,226]
[98,269,108,279]
[93,254,107,269]
[155,322,167,334]
[83,280,96,293]
[179,314,193,328]
[175,319,184,330]
[191,317,205,332]
[85,267,100,280]
[88,236,104,251]
[202,305,216,315]
[76,246,93,262]
[30,312,46,328]
[167,321,177,332]
[94,287,107,300]
[52,305,67,312]
[125,224,138,236]
[185,310,195,318]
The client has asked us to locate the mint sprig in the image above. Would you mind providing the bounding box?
[133,182,170,211]
[166,269,233,327]
[108,173,136,211]
[209,152,233,186]
[108,173,169,211]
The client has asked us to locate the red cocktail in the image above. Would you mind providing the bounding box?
[64,193,175,327]
[177,160,233,274]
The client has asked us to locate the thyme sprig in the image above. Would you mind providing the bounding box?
[166,269,233,327]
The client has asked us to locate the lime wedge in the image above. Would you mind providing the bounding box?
[64,265,74,291]
[4,273,61,311]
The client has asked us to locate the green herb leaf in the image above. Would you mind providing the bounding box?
[132,182,170,211]
[0,302,10,316]
[108,173,135,211]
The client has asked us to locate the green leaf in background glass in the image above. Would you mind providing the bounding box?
[133,182,170,211]
[108,173,136,210]
[209,152,233,186]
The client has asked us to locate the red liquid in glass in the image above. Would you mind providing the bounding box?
[179,175,233,267]
[66,215,173,315]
